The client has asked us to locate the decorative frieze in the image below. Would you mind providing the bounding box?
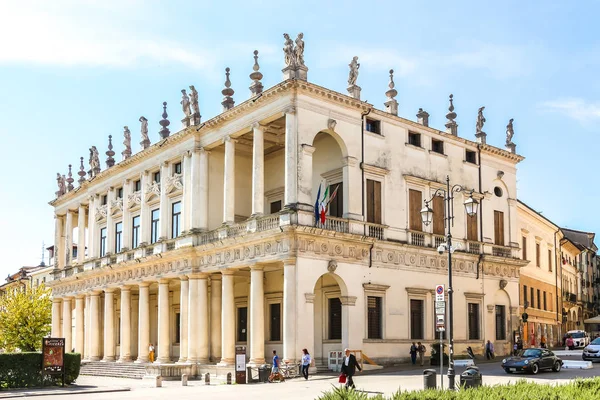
[127,191,142,209]
[145,181,161,201]
[165,173,183,193]
[95,204,108,221]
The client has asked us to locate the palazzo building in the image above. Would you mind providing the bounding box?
[48,34,528,376]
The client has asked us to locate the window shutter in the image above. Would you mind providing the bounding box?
[367,296,382,339]
[522,237,527,260]
[329,298,342,340]
[467,214,478,241]
[468,303,480,340]
[409,189,422,231]
[410,299,424,339]
[494,211,504,245]
[432,196,444,235]
[367,180,382,224]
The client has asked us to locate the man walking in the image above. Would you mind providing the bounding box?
[410,342,418,365]
[417,342,426,366]
[485,340,495,360]
[341,348,362,389]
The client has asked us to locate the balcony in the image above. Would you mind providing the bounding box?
[492,246,512,258]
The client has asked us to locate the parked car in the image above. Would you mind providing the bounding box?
[566,330,590,348]
[582,337,600,361]
[501,348,563,374]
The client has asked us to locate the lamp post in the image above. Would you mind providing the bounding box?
[420,175,478,390]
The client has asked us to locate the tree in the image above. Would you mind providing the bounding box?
[0,284,51,352]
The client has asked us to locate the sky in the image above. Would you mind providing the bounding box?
[0,0,599,278]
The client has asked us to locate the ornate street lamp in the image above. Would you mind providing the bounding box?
[420,175,478,390]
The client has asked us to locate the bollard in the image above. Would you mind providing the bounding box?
[205,372,210,385]
[142,375,162,388]
[227,372,232,385]
[182,374,188,386]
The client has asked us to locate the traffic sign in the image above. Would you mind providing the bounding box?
[435,285,445,302]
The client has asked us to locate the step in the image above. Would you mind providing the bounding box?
[80,362,148,379]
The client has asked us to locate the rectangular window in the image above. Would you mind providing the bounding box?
[115,222,123,253]
[432,139,444,155]
[366,179,382,224]
[522,237,527,260]
[523,285,528,307]
[153,171,161,183]
[467,213,478,241]
[173,162,182,175]
[270,303,281,342]
[432,196,444,235]
[530,287,535,308]
[409,189,423,231]
[134,180,142,192]
[465,150,477,164]
[494,211,505,246]
[328,184,343,218]
[495,305,506,340]
[132,215,140,248]
[468,303,480,340]
[410,299,424,339]
[237,307,248,342]
[548,249,553,272]
[171,201,181,239]
[101,195,108,205]
[99,227,107,257]
[117,187,123,199]
[536,243,541,267]
[537,289,541,310]
[175,312,181,344]
[329,298,342,340]
[270,200,282,214]
[408,132,421,147]
[150,209,160,244]
[543,291,547,311]
[365,118,381,134]
[367,296,382,339]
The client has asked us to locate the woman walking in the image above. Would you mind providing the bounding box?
[301,348,311,380]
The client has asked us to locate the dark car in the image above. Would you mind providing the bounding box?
[501,348,563,374]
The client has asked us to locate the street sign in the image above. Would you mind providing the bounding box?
[435,304,446,315]
[435,285,445,302]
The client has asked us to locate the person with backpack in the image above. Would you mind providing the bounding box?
[301,348,311,380]
[410,342,418,365]
[485,340,495,360]
[417,342,426,366]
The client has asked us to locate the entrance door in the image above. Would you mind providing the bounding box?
[237,307,248,342]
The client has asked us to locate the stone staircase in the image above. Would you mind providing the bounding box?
[80,361,148,379]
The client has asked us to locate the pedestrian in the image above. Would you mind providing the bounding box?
[340,348,362,389]
[410,342,418,365]
[513,342,518,356]
[417,342,426,366]
[268,350,282,382]
[566,335,574,351]
[485,340,495,360]
[148,343,155,363]
[540,335,547,348]
[301,348,311,380]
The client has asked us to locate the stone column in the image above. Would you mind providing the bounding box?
[75,295,85,354]
[103,289,116,361]
[198,275,209,363]
[136,283,150,363]
[181,153,191,233]
[251,123,265,216]
[62,297,73,352]
[77,206,86,263]
[218,270,235,365]
[190,147,209,231]
[121,180,132,250]
[342,156,362,220]
[178,277,189,363]
[159,162,170,240]
[223,136,236,224]
[65,211,74,266]
[210,275,222,361]
[105,188,115,254]
[118,286,132,362]
[284,107,298,208]
[283,259,297,362]
[298,144,315,210]
[51,298,62,337]
[87,196,97,259]
[90,291,101,361]
[56,215,66,269]
[84,294,91,360]
[187,275,199,362]
[249,265,265,365]
[140,172,151,244]
[157,279,171,363]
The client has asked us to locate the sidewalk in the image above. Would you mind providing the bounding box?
[0,385,130,398]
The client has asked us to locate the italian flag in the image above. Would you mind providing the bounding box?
[315,183,340,225]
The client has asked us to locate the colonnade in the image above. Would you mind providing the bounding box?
[50,261,297,364]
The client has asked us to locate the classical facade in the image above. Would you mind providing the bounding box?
[48,34,528,376]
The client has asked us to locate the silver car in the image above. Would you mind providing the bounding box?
[582,337,600,362]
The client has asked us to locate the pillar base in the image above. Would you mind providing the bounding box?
[101,357,116,362]
[157,357,172,364]
[117,357,133,363]
[177,358,188,363]
[135,358,149,364]
[247,359,266,366]
[217,358,234,366]
[88,356,101,362]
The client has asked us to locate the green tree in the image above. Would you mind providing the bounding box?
[0,284,52,352]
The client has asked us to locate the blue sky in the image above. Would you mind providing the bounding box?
[1,0,599,277]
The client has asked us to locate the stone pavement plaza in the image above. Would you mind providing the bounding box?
[10,355,600,400]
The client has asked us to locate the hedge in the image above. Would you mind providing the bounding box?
[317,378,600,400]
[0,352,81,389]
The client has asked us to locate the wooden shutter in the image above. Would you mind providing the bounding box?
[468,303,480,340]
[367,296,382,339]
[329,298,342,340]
[237,307,247,342]
[536,243,541,267]
[366,179,382,224]
[467,214,478,241]
[329,184,343,218]
[270,303,281,341]
[494,211,504,245]
[409,189,422,231]
[432,196,444,235]
[410,299,424,339]
[522,237,527,260]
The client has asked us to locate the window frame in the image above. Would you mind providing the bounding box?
[171,201,182,239]
[408,132,421,148]
[150,208,160,244]
[363,283,389,341]
[134,179,142,192]
[365,118,381,135]
[132,215,141,248]
[465,150,477,164]
[153,171,161,183]
[410,298,425,340]
[467,302,481,340]
[495,305,506,341]
[431,139,444,155]
[173,162,182,175]
[99,226,107,257]
[536,242,541,268]
[522,236,528,260]
[114,221,123,253]
[269,302,282,342]
[367,296,383,339]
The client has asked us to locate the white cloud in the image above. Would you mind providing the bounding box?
[539,98,600,123]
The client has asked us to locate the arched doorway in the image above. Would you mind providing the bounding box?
[312,272,348,367]
[312,132,346,221]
